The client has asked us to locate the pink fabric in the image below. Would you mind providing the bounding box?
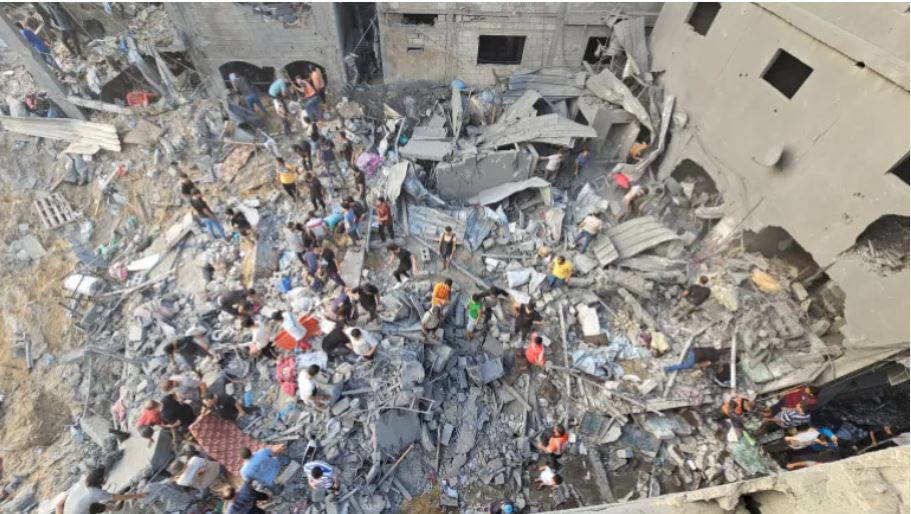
[276,356,297,396]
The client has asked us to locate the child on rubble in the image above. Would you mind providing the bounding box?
[438,226,457,270]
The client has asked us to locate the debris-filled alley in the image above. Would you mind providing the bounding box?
[0,3,908,514]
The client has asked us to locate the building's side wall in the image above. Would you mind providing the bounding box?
[165,3,345,96]
[650,3,909,349]
[377,2,661,86]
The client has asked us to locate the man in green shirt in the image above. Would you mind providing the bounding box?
[466,293,483,341]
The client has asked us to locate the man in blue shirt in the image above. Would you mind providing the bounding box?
[343,201,361,249]
[239,445,288,494]
[574,148,590,177]
[15,22,61,71]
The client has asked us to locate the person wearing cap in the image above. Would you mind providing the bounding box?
[489,499,516,514]
[229,72,264,113]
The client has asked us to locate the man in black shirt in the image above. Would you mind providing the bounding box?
[225,208,256,242]
[319,245,345,288]
[189,191,227,240]
[179,172,200,201]
[160,393,197,436]
[218,288,260,317]
[386,243,416,284]
[513,300,544,342]
[305,173,327,213]
[202,392,245,422]
[673,276,711,316]
[165,334,211,371]
[353,167,366,203]
[351,283,381,321]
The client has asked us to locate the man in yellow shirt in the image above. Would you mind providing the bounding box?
[275,157,298,201]
[542,255,573,291]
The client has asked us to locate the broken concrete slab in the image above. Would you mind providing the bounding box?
[374,409,421,455]
[106,429,173,492]
[81,415,112,448]
[467,358,504,385]
[436,149,535,200]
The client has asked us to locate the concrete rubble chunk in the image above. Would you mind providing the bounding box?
[374,410,421,455]
[467,358,504,385]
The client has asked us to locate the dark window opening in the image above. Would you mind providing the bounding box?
[477,35,525,65]
[888,153,909,185]
[284,61,328,87]
[849,215,910,273]
[407,47,424,53]
[582,37,608,64]
[218,62,276,91]
[742,226,822,280]
[671,159,719,197]
[762,49,813,99]
[687,3,721,36]
[402,13,437,25]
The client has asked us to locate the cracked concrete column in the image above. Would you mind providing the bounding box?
[0,14,85,120]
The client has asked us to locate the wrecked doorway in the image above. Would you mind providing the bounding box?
[845,214,910,275]
[284,61,329,87]
[336,2,381,85]
[218,61,275,92]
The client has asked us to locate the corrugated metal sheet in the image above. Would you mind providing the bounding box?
[480,113,596,149]
[605,216,680,260]
[592,234,620,267]
[0,116,121,152]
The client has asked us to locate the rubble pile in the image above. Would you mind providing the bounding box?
[0,6,882,514]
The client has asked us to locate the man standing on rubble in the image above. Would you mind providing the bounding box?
[298,364,331,409]
[574,212,603,254]
[438,226,457,270]
[305,174,327,213]
[387,243,417,284]
[673,276,711,316]
[240,445,289,494]
[543,151,565,181]
[230,72,265,113]
[202,392,246,422]
[431,278,453,310]
[164,333,211,371]
[189,191,228,240]
[513,300,543,342]
[226,208,257,242]
[353,165,367,204]
[375,196,394,243]
[542,255,573,292]
[274,157,300,201]
[421,305,443,342]
[319,243,346,288]
[343,201,362,249]
[318,136,341,176]
[573,148,590,178]
[350,283,381,321]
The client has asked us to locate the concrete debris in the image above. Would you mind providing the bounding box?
[0,5,897,514]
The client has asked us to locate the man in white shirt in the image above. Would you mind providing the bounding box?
[297,364,329,409]
[574,213,603,253]
[344,327,378,360]
[56,467,146,514]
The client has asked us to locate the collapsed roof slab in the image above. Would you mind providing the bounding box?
[436,149,535,199]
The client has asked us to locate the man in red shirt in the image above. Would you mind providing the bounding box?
[375,196,394,242]
[525,334,545,367]
[136,400,162,428]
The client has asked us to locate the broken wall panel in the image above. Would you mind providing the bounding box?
[605,216,680,260]
[436,149,535,199]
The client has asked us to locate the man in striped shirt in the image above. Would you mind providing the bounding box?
[758,401,811,433]
[304,460,339,494]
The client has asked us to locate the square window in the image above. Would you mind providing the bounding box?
[687,3,721,36]
[762,49,813,99]
[477,35,525,65]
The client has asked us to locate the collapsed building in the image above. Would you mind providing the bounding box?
[0,2,907,514]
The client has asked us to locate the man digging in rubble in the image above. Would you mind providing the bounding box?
[573,212,603,254]
[432,278,453,311]
[351,282,382,321]
[421,304,443,343]
[329,288,357,325]
[319,243,346,289]
[240,445,289,495]
[345,327,379,361]
[305,460,340,498]
[621,184,650,220]
[272,310,308,349]
[229,72,265,113]
[535,424,570,469]
[387,243,417,285]
[672,275,711,316]
[164,332,211,372]
[241,316,277,360]
[298,364,331,409]
[222,482,269,514]
[226,207,257,242]
[202,391,246,422]
[55,467,146,514]
[218,288,260,318]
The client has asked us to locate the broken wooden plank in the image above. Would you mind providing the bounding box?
[0,116,121,152]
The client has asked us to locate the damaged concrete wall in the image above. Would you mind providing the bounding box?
[377,2,662,86]
[436,149,535,199]
[650,3,910,351]
[165,3,345,96]
[546,445,909,514]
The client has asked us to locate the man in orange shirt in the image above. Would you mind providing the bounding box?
[525,334,545,367]
[431,279,452,308]
[535,424,570,468]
